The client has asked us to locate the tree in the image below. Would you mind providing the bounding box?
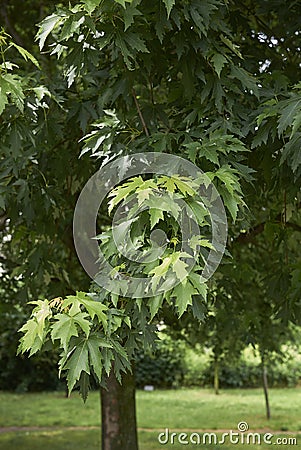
[12,2,249,449]
[1,0,301,449]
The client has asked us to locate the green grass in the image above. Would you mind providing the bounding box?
[137,387,301,431]
[0,430,299,450]
[0,388,300,449]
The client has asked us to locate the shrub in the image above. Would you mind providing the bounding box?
[189,353,301,389]
[135,336,186,389]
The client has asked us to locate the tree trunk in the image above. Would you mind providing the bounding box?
[261,353,271,420]
[214,357,219,395]
[101,368,138,450]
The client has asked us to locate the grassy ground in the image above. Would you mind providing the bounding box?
[0,429,299,450]
[0,388,300,449]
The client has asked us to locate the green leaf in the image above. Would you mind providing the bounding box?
[32,86,51,101]
[115,31,149,69]
[51,313,79,350]
[18,299,51,357]
[11,43,40,68]
[188,273,207,299]
[280,133,301,173]
[30,300,52,339]
[124,316,131,328]
[79,371,90,402]
[62,292,108,327]
[157,175,176,192]
[191,297,206,320]
[154,10,170,43]
[221,188,240,221]
[123,32,149,53]
[64,339,90,393]
[149,255,172,278]
[215,166,241,196]
[137,188,152,205]
[74,312,92,335]
[108,176,143,214]
[162,0,175,18]
[189,236,214,251]
[110,293,119,307]
[172,175,197,196]
[220,34,243,59]
[18,319,43,354]
[111,339,129,361]
[81,0,102,14]
[230,66,258,97]
[278,99,301,136]
[185,141,219,166]
[102,348,113,375]
[211,53,227,78]
[187,199,209,226]
[123,4,142,31]
[0,85,8,115]
[28,336,45,357]
[149,208,164,229]
[148,295,163,320]
[171,252,189,281]
[146,196,181,219]
[36,14,63,50]
[0,73,25,113]
[291,111,301,137]
[114,0,126,6]
[173,258,189,281]
[172,280,196,317]
[86,334,107,382]
[60,14,85,41]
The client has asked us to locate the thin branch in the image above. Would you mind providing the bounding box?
[235,200,301,244]
[149,77,155,106]
[132,88,150,137]
[237,0,293,64]
[0,213,8,231]
[285,222,301,233]
[235,222,265,244]
[0,2,24,47]
[236,220,301,244]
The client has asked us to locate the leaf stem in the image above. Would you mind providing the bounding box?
[132,88,149,137]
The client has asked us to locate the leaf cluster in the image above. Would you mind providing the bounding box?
[18,292,131,401]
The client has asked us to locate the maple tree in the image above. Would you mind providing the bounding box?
[1,0,301,449]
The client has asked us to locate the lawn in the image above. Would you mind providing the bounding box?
[0,388,300,449]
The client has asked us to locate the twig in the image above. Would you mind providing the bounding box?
[235,220,301,244]
[132,88,150,137]
[0,2,24,47]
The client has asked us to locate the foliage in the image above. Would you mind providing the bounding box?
[97,173,212,315]
[202,356,301,389]
[135,336,186,389]
[180,338,301,389]
[0,0,301,413]
[13,0,252,400]
[0,309,62,392]
[17,291,133,400]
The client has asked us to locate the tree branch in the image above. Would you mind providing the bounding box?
[132,88,150,137]
[0,2,24,47]
[236,222,265,244]
[0,212,8,231]
[235,219,301,244]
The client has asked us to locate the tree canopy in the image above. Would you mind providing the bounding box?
[1,0,301,448]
